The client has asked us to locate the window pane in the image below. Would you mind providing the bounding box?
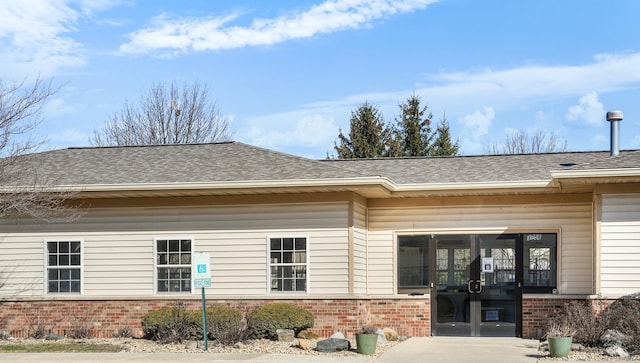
[60,281,70,292]
[157,280,168,292]
[283,266,293,278]
[157,240,167,252]
[158,267,168,279]
[523,234,557,289]
[283,279,292,291]
[169,253,180,264]
[181,253,191,264]
[398,235,429,288]
[181,280,191,292]
[283,238,294,250]
[296,279,306,292]
[48,281,59,293]
[71,242,81,253]
[59,255,70,266]
[49,255,58,266]
[47,242,57,253]
[283,252,293,263]
[71,269,80,280]
[294,252,306,263]
[295,238,306,251]
[169,240,179,252]
[59,242,69,253]
[270,238,281,251]
[270,252,281,263]
[170,280,180,291]
[48,269,58,280]
[181,240,191,252]
[70,281,80,292]
[60,269,70,280]
[70,255,80,266]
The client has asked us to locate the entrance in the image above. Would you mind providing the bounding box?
[432,234,520,337]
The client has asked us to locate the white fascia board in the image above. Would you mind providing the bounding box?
[43,176,397,193]
[394,180,553,191]
[550,168,640,179]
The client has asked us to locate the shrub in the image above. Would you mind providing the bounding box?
[204,305,246,345]
[598,299,640,351]
[246,303,313,340]
[549,301,603,346]
[141,303,200,343]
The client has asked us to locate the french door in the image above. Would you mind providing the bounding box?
[431,234,521,337]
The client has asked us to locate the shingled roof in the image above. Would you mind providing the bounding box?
[5,142,640,196]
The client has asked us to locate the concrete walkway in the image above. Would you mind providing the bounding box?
[0,337,617,363]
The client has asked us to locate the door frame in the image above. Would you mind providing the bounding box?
[429,233,524,337]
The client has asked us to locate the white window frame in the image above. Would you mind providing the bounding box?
[44,239,83,295]
[153,237,194,294]
[267,235,310,294]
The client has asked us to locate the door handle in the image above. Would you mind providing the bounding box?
[467,280,483,294]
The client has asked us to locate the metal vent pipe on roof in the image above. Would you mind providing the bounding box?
[606,110,623,156]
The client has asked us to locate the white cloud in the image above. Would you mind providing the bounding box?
[455,107,495,154]
[566,92,605,126]
[119,0,438,55]
[459,107,495,136]
[237,52,640,157]
[0,0,123,79]
[244,113,338,155]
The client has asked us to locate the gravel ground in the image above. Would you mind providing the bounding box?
[538,342,639,361]
[0,337,399,358]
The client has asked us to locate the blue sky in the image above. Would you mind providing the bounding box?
[2,0,640,158]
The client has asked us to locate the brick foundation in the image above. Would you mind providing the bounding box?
[521,297,624,339]
[0,297,430,339]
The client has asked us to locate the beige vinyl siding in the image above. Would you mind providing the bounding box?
[0,202,350,297]
[352,200,368,294]
[0,236,45,296]
[600,194,640,296]
[367,203,593,295]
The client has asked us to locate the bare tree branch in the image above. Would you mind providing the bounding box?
[485,129,568,155]
[0,77,83,222]
[91,80,234,146]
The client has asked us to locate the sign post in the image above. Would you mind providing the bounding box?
[192,252,211,351]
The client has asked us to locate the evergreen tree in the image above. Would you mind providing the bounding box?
[392,95,434,156]
[333,102,391,158]
[431,114,460,156]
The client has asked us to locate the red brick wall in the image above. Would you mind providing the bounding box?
[521,297,621,339]
[0,298,430,339]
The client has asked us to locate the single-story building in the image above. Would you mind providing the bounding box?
[1,141,639,338]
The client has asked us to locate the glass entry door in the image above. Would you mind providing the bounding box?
[432,234,519,337]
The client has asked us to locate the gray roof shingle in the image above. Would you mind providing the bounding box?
[7,142,640,188]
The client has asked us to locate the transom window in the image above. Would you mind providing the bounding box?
[46,240,81,293]
[156,238,192,293]
[269,237,307,292]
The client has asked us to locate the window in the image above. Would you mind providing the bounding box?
[523,233,557,292]
[156,238,192,293]
[269,237,307,292]
[46,240,81,293]
[398,235,429,289]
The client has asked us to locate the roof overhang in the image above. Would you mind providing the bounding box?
[550,168,640,189]
[4,176,562,199]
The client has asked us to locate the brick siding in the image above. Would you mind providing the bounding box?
[0,298,430,339]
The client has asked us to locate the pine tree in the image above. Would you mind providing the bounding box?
[333,102,392,158]
[392,95,434,156]
[431,114,460,156]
